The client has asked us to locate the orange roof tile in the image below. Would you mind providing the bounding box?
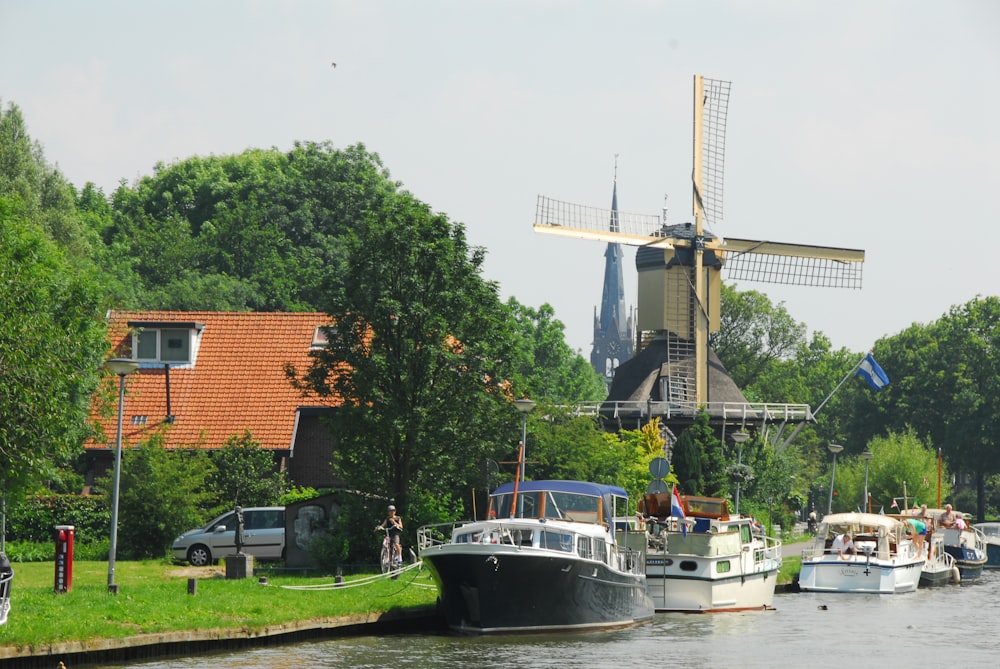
[87,311,340,452]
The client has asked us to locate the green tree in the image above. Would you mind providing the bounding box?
[507,300,606,402]
[291,189,519,541]
[848,298,1000,520]
[208,431,289,510]
[712,283,805,390]
[829,428,946,514]
[0,200,107,500]
[102,435,216,559]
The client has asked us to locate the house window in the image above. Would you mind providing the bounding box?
[311,326,336,349]
[134,329,191,363]
[128,321,204,365]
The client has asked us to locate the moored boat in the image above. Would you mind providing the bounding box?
[918,532,960,587]
[798,512,923,594]
[639,491,781,612]
[417,480,654,634]
[972,522,1000,569]
[916,509,987,580]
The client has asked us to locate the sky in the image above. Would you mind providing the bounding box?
[3,1,999,358]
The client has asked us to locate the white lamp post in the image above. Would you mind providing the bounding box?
[861,450,873,513]
[730,431,750,516]
[826,443,844,516]
[514,398,536,483]
[105,357,139,594]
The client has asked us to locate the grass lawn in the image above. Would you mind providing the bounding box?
[0,560,439,650]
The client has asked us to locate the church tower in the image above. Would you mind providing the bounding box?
[590,169,635,390]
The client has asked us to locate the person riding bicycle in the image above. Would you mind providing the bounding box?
[375,505,404,567]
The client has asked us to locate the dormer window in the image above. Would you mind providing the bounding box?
[128,320,204,365]
[311,325,336,349]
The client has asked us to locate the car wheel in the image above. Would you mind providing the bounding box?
[187,544,212,567]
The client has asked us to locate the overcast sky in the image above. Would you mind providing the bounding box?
[3,1,998,358]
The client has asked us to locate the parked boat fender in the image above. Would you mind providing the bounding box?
[951,567,961,584]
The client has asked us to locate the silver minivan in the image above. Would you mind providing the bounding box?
[171,507,285,566]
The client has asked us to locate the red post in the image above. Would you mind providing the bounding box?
[54,525,75,593]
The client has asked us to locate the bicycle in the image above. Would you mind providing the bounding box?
[377,526,403,574]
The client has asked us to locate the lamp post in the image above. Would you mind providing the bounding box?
[105,358,139,594]
[861,450,873,513]
[730,431,750,516]
[514,398,536,483]
[826,443,844,516]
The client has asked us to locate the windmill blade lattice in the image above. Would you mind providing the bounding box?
[724,249,863,288]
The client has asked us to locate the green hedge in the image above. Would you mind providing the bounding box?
[4,494,110,544]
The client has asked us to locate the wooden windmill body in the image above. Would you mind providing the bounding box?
[534,76,865,433]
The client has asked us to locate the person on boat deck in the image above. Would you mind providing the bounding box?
[954,513,967,530]
[938,504,957,528]
[831,532,856,559]
[905,518,927,550]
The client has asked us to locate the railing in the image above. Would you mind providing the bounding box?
[417,521,648,577]
[574,400,813,423]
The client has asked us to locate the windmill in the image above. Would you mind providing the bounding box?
[533,75,864,415]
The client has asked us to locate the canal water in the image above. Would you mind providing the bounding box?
[95,570,999,668]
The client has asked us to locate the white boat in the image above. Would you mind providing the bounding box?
[972,521,1000,569]
[639,493,781,612]
[798,512,923,594]
[918,532,960,587]
[417,480,654,634]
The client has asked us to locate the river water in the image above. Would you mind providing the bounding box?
[96,570,999,669]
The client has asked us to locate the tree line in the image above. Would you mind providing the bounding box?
[2,98,998,564]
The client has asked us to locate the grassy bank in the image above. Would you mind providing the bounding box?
[0,560,439,650]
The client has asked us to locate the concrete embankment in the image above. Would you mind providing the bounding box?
[0,605,441,669]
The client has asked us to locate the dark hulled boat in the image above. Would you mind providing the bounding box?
[417,480,654,634]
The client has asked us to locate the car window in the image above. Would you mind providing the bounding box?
[247,510,284,530]
[209,513,234,531]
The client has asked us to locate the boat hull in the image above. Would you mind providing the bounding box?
[798,554,922,594]
[919,563,959,587]
[985,542,1000,569]
[646,565,778,612]
[944,546,986,581]
[422,546,654,633]
[644,531,781,612]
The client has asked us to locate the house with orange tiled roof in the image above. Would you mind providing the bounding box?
[85,311,341,490]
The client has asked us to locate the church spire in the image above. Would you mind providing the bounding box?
[591,157,635,388]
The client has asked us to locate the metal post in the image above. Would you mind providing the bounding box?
[731,431,749,516]
[861,451,873,513]
[826,443,844,516]
[105,358,138,594]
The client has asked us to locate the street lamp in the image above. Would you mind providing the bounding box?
[514,398,536,483]
[826,443,844,516]
[730,431,750,516]
[861,450,873,513]
[105,357,139,594]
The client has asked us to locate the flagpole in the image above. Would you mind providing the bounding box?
[777,353,869,453]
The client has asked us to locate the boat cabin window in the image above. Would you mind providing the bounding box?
[491,489,602,523]
[594,539,608,564]
[740,524,752,543]
[540,530,574,553]
[716,560,732,574]
[577,537,592,559]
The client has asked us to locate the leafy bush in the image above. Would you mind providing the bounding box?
[207,431,288,511]
[96,435,216,559]
[5,494,109,544]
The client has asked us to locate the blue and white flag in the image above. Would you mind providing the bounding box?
[856,353,890,391]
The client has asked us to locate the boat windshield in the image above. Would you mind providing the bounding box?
[492,489,602,523]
